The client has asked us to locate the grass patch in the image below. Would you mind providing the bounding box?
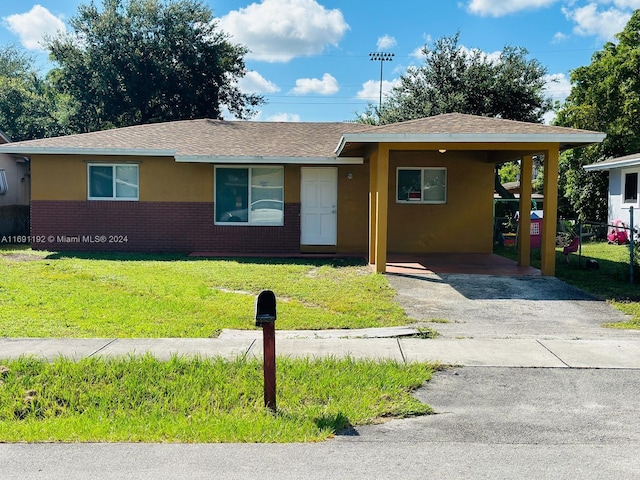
[0,247,408,337]
[426,318,451,324]
[495,241,640,329]
[412,327,440,339]
[0,355,435,443]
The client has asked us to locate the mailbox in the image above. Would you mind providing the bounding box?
[255,290,277,326]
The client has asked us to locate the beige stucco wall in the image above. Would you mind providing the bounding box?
[31,155,215,202]
[31,155,307,204]
[386,150,495,253]
[30,151,494,254]
[337,164,369,252]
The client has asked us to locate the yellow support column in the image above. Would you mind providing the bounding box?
[374,144,390,273]
[541,146,560,276]
[368,151,378,266]
[518,155,533,267]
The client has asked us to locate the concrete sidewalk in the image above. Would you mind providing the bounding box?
[2,329,639,369]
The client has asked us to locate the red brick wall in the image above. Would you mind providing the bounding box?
[30,201,301,253]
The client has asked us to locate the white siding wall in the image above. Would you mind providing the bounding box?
[608,166,640,239]
[0,153,29,206]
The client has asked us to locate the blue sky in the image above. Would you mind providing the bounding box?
[2,0,639,123]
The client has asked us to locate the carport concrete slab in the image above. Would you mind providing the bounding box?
[94,338,254,360]
[400,338,568,367]
[540,339,640,369]
[248,338,404,361]
[0,338,114,361]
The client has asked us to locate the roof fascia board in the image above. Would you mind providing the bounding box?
[584,158,640,171]
[175,155,364,165]
[335,133,606,155]
[0,146,176,156]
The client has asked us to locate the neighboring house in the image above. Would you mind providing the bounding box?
[584,153,640,236]
[0,113,604,275]
[496,180,544,209]
[0,131,30,237]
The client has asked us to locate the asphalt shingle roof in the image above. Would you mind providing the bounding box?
[0,119,374,158]
[0,113,604,159]
[369,113,602,136]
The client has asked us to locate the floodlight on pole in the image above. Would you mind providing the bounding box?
[369,52,394,114]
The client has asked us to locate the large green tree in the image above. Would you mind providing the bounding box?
[47,0,263,132]
[555,10,640,221]
[0,45,72,141]
[359,33,552,125]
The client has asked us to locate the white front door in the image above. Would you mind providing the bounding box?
[301,167,337,245]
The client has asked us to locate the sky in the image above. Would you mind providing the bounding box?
[2,0,639,124]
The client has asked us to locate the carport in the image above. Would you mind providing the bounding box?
[336,114,605,276]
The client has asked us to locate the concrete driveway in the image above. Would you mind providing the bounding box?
[387,273,640,339]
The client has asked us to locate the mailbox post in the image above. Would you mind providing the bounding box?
[255,290,277,412]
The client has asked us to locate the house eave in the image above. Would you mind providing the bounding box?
[584,158,640,171]
[175,155,364,165]
[335,133,607,155]
[0,146,176,157]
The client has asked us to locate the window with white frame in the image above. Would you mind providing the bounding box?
[396,167,447,204]
[624,171,638,203]
[0,170,7,195]
[215,166,284,225]
[88,164,139,200]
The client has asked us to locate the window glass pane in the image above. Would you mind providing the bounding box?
[423,169,446,202]
[216,168,249,222]
[624,172,638,202]
[115,165,138,198]
[251,167,283,224]
[89,166,113,198]
[397,169,422,201]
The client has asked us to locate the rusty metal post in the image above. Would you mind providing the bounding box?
[255,290,277,413]
[262,320,276,412]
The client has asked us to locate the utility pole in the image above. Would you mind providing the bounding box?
[369,52,394,116]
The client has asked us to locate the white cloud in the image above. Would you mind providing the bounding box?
[218,0,349,63]
[267,112,301,122]
[410,45,427,60]
[544,72,572,101]
[290,73,339,95]
[552,31,568,43]
[466,0,558,17]
[356,78,401,101]
[564,4,631,40]
[612,0,640,8]
[542,72,573,124]
[3,5,66,51]
[238,71,280,94]
[376,35,397,50]
[412,42,502,63]
[460,45,502,63]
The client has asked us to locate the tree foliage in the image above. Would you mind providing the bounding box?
[0,45,72,141]
[359,33,552,125]
[46,0,263,132]
[555,10,640,221]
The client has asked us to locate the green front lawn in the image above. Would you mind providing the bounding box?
[0,356,434,443]
[0,248,409,337]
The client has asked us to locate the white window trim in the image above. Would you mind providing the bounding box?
[87,163,139,201]
[0,169,7,195]
[622,170,639,205]
[214,165,284,226]
[396,167,447,204]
